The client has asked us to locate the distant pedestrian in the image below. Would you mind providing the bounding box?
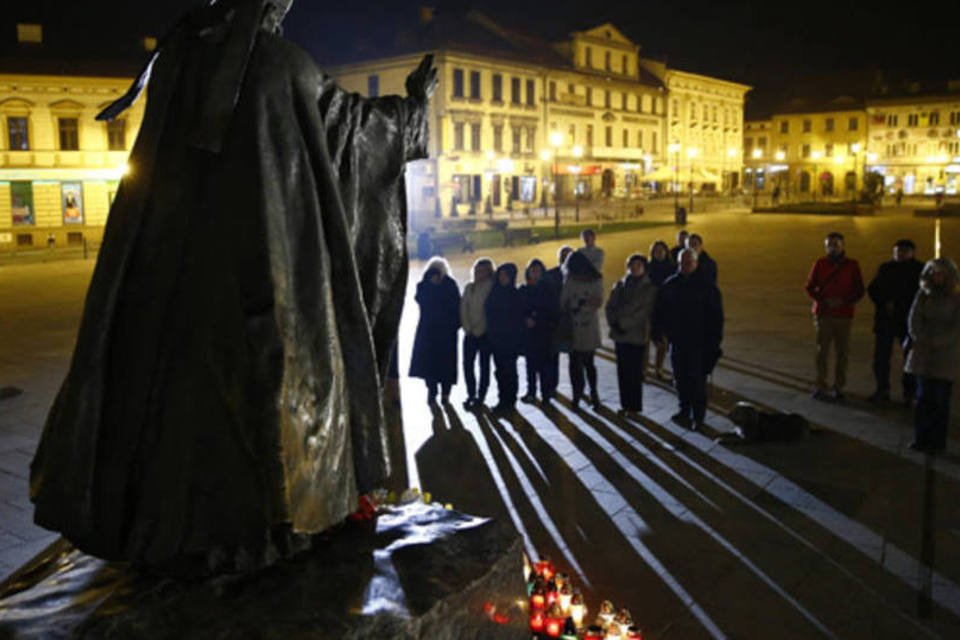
[895,188,903,206]
[685,233,718,284]
[486,263,525,417]
[460,257,495,410]
[647,240,674,378]
[772,185,781,205]
[670,229,689,263]
[805,232,865,402]
[606,254,657,417]
[562,251,604,408]
[656,249,724,429]
[520,259,560,404]
[866,239,923,404]
[579,228,605,272]
[904,258,960,453]
[409,257,460,405]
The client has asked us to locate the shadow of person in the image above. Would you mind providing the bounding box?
[413,404,509,521]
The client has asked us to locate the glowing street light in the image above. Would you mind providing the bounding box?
[751,148,763,160]
[775,150,786,161]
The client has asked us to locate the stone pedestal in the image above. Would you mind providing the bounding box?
[0,503,528,639]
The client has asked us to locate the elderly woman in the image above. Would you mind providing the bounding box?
[409,257,461,405]
[606,254,657,418]
[904,258,960,453]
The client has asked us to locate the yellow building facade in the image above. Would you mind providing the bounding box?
[330,20,748,227]
[0,68,143,251]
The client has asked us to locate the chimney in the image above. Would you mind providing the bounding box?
[16,23,42,44]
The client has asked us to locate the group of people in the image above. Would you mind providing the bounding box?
[805,233,960,452]
[409,229,724,430]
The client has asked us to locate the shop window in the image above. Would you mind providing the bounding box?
[17,233,33,246]
[10,181,34,225]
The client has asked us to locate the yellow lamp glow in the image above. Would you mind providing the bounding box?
[549,131,564,148]
[751,148,762,159]
[572,145,584,158]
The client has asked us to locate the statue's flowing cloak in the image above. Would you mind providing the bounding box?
[29,1,426,570]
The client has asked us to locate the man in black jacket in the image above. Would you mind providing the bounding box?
[866,238,924,404]
[657,249,724,429]
[686,233,718,285]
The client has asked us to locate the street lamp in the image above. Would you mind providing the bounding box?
[572,144,584,222]
[548,131,564,237]
[687,147,698,214]
[751,148,763,208]
[668,142,681,218]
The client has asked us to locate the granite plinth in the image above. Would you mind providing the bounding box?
[0,503,527,639]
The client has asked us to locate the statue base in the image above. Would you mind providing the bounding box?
[0,503,528,639]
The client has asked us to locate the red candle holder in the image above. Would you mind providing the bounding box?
[544,616,564,637]
[535,559,556,581]
[530,611,546,633]
[546,589,559,607]
[530,592,546,611]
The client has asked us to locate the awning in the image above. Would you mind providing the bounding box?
[642,165,678,182]
[694,167,722,183]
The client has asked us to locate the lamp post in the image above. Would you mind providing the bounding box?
[751,148,763,208]
[687,147,698,214]
[571,145,583,222]
[668,142,681,218]
[548,131,564,238]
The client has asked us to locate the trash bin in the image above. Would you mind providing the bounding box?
[675,206,687,225]
[417,231,431,260]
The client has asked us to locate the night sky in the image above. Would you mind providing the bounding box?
[8,0,960,114]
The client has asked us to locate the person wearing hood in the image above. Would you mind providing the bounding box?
[686,233,718,285]
[647,240,674,379]
[561,251,605,408]
[409,257,461,404]
[520,259,561,404]
[904,258,960,452]
[656,248,724,430]
[866,238,924,404]
[805,231,865,402]
[485,263,525,417]
[460,258,495,410]
[606,254,657,418]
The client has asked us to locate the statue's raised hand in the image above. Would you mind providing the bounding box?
[406,54,437,101]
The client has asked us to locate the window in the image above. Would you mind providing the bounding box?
[621,93,628,110]
[510,77,521,104]
[58,117,79,151]
[605,125,612,147]
[453,123,464,150]
[641,94,651,113]
[512,126,522,153]
[745,136,753,151]
[802,119,811,133]
[493,124,503,152]
[469,71,481,99]
[654,97,662,115]
[585,46,593,67]
[367,75,379,97]
[950,111,960,125]
[908,113,919,127]
[526,79,535,106]
[452,69,464,98]
[887,114,898,127]
[524,127,535,153]
[758,136,767,149]
[604,51,611,71]
[622,54,628,74]
[703,105,709,121]
[712,106,717,122]
[651,131,657,153]
[568,124,576,145]
[492,74,503,102]
[586,88,592,107]
[7,116,29,150]
[622,129,628,147]
[604,90,611,109]
[549,81,557,102]
[637,130,643,149]
[106,119,126,150]
[586,124,593,147]
[848,117,858,131]
[825,117,834,132]
[780,120,788,134]
[930,111,940,125]
[802,144,810,158]
[470,123,481,150]
[825,143,834,157]
[10,181,34,225]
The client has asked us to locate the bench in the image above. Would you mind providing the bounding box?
[503,227,540,247]
[430,233,474,256]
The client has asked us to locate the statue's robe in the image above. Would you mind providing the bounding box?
[29,1,427,573]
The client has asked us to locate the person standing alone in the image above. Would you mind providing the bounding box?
[805,232,865,402]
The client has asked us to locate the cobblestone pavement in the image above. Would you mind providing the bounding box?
[2,205,959,637]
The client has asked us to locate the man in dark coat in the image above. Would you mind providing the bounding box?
[867,238,924,404]
[520,259,560,404]
[30,0,435,574]
[657,249,724,429]
[485,263,525,417]
[670,229,689,263]
[686,233,718,284]
[409,259,461,404]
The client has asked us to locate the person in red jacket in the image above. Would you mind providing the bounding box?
[805,232,865,401]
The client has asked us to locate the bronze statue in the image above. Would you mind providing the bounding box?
[29,0,436,575]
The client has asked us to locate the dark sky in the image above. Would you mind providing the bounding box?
[10,0,960,110]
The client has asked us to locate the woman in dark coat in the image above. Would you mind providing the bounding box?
[409,257,461,404]
[648,240,674,378]
[520,259,560,404]
[485,263,525,417]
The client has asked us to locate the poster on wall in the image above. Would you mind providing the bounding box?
[10,181,34,226]
[62,182,84,224]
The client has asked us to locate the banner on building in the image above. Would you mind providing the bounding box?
[10,181,34,226]
[62,182,84,224]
